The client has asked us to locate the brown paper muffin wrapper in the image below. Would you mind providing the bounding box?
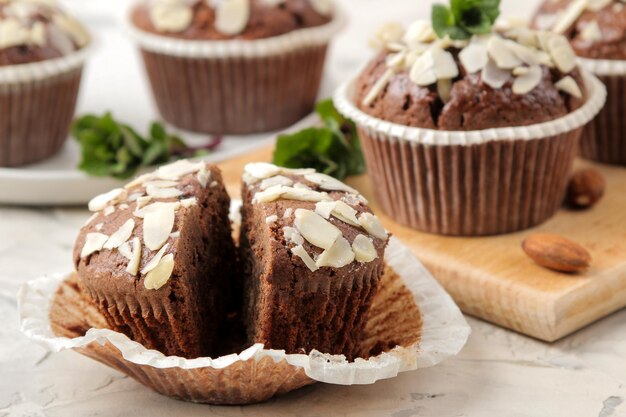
[334,71,607,236]
[0,47,90,167]
[127,9,344,135]
[578,58,626,165]
[19,238,469,405]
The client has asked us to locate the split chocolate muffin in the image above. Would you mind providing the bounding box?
[128,0,343,134]
[532,0,626,165]
[334,20,605,235]
[0,0,90,166]
[240,163,389,360]
[74,160,237,359]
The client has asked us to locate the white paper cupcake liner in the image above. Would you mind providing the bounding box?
[0,43,92,85]
[126,6,345,58]
[334,70,606,146]
[579,57,626,77]
[18,237,469,399]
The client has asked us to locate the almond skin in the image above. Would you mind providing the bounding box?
[566,168,606,209]
[522,233,591,273]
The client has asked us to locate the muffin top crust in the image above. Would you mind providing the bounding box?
[532,0,626,60]
[243,162,388,273]
[354,20,587,131]
[131,0,333,40]
[0,0,89,66]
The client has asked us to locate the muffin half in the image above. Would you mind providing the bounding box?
[74,160,237,358]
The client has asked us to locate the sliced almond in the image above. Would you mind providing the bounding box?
[481,59,510,89]
[134,201,180,218]
[136,196,153,210]
[283,208,293,219]
[580,20,602,42]
[552,0,587,34]
[80,233,108,258]
[358,213,388,240]
[143,207,175,251]
[141,243,170,275]
[512,65,542,95]
[432,46,459,79]
[143,180,178,188]
[144,254,175,290]
[104,219,135,250]
[437,78,453,103]
[587,0,612,11]
[244,162,282,182]
[156,160,204,181]
[363,67,394,106]
[505,40,541,66]
[352,234,378,262]
[294,209,342,250]
[118,241,133,260]
[149,3,193,32]
[260,175,293,190]
[547,35,577,73]
[291,245,319,272]
[180,197,197,208]
[487,36,522,69]
[555,76,583,98]
[125,173,155,189]
[304,173,359,194]
[316,236,355,268]
[196,165,211,187]
[369,22,405,49]
[126,237,142,276]
[253,185,331,204]
[315,201,336,219]
[409,50,437,86]
[459,42,488,74]
[215,0,250,35]
[283,226,304,245]
[403,20,436,48]
[52,14,89,47]
[146,185,183,199]
[331,201,361,227]
[88,188,126,212]
[266,215,278,224]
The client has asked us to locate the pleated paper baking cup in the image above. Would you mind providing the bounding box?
[127,9,344,134]
[0,45,91,167]
[334,71,606,236]
[19,238,469,405]
[578,58,626,165]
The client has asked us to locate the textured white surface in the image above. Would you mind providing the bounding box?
[2,0,626,416]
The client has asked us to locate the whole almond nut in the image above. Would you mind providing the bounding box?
[522,233,591,273]
[566,168,605,209]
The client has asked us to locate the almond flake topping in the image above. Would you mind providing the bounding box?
[253,185,331,204]
[315,236,355,268]
[358,213,388,240]
[144,180,178,188]
[512,65,542,95]
[149,3,193,33]
[331,201,361,227]
[481,59,510,89]
[215,0,250,36]
[95,223,103,231]
[180,197,197,208]
[103,219,135,250]
[260,175,293,190]
[88,188,126,212]
[141,243,170,275]
[459,42,488,74]
[291,245,319,272]
[134,201,180,218]
[547,35,576,74]
[196,165,211,187]
[103,206,115,216]
[283,226,304,245]
[143,207,175,251]
[136,196,153,210]
[126,237,142,276]
[283,208,293,219]
[125,173,155,189]
[266,215,278,224]
[352,234,378,262]
[580,20,602,42]
[118,241,133,260]
[156,160,204,181]
[294,209,342,250]
[304,173,359,194]
[81,233,109,258]
[244,162,282,182]
[146,185,183,199]
[144,254,175,290]
[555,76,583,99]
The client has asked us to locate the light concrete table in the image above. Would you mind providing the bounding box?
[2,1,626,416]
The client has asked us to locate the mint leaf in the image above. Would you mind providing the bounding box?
[272,99,365,180]
[432,0,499,40]
[72,113,219,180]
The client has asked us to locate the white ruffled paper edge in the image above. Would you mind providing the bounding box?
[0,42,93,85]
[17,237,470,386]
[333,69,607,146]
[579,57,626,77]
[126,4,346,58]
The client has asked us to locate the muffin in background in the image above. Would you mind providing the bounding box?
[532,0,626,165]
[335,19,605,236]
[128,0,343,135]
[0,0,90,167]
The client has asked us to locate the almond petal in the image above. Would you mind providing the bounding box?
[291,245,319,272]
[143,207,175,251]
[294,209,342,250]
[352,234,378,263]
[144,254,175,290]
[104,219,135,250]
[80,233,109,258]
[126,237,142,276]
[358,213,388,240]
[141,243,170,275]
[316,236,355,268]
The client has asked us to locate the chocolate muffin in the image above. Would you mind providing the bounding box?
[335,20,605,235]
[532,0,626,165]
[0,0,90,167]
[128,0,343,134]
[74,160,237,358]
[239,163,388,360]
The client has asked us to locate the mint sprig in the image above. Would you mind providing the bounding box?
[432,0,500,40]
[272,99,365,180]
[72,113,220,180]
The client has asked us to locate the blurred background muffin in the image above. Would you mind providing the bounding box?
[0,0,90,167]
[532,0,626,165]
[128,0,343,135]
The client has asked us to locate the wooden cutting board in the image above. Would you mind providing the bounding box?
[218,145,626,342]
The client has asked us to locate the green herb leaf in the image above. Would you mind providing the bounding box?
[272,99,365,180]
[432,0,500,40]
[72,113,218,180]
